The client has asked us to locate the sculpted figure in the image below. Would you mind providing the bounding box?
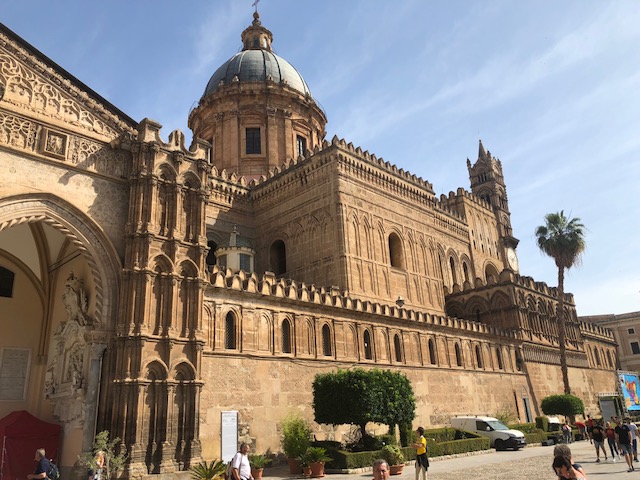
[62,272,89,325]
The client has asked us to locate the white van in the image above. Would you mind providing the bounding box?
[451,416,526,450]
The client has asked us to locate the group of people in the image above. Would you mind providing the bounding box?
[553,416,640,477]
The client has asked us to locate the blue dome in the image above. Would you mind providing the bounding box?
[202,49,312,99]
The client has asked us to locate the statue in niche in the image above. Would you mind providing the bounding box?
[67,348,84,391]
[62,272,89,326]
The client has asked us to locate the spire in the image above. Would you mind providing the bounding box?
[478,139,487,161]
[241,10,273,52]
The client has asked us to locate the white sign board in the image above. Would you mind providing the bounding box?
[221,411,238,463]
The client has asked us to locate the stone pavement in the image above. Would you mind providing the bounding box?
[263,439,640,479]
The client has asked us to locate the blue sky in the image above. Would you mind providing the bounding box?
[3,0,639,316]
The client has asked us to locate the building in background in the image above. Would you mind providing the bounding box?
[0,12,618,479]
[582,312,640,372]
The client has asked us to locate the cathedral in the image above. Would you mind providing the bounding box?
[0,11,618,479]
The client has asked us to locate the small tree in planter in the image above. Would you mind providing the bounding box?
[248,454,271,480]
[280,413,312,474]
[380,445,405,475]
[304,447,332,478]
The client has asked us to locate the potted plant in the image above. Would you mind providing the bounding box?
[380,445,405,475]
[248,454,271,480]
[189,460,226,480]
[304,447,332,478]
[280,414,312,474]
[297,451,312,477]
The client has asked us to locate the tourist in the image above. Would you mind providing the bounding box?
[373,459,390,480]
[604,422,619,461]
[27,449,50,480]
[553,445,586,478]
[88,450,106,480]
[562,421,572,444]
[615,418,634,472]
[586,415,595,444]
[412,427,428,480]
[552,455,587,479]
[628,419,638,462]
[590,421,607,462]
[229,443,253,480]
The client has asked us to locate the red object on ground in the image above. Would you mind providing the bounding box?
[0,410,61,480]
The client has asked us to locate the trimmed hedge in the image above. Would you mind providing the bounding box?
[321,433,490,469]
[524,430,547,444]
[508,423,538,434]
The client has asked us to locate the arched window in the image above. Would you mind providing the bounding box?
[462,263,470,284]
[282,319,292,353]
[0,266,15,298]
[388,233,404,269]
[322,324,332,357]
[594,348,601,367]
[515,352,523,371]
[475,345,483,368]
[449,257,457,285]
[496,348,503,370]
[363,330,373,360]
[485,264,499,283]
[394,334,402,362]
[225,312,236,349]
[206,240,218,270]
[270,240,287,275]
[607,350,613,369]
[428,339,437,365]
[455,343,463,367]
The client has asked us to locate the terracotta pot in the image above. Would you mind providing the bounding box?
[251,468,263,479]
[287,458,302,474]
[302,466,312,477]
[389,464,404,475]
[309,462,325,478]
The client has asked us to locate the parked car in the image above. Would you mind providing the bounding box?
[451,416,526,451]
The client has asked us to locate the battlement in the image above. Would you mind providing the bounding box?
[138,119,211,162]
[207,265,518,340]
[579,320,616,342]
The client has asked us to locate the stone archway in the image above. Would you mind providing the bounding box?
[0,194,122,455]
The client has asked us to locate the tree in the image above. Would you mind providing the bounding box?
[312,368,415,445]
[535,211,585,394]
[540,394,585,419]
[78,430,128,480]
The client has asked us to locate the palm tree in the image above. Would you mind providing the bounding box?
[535,211,585,394]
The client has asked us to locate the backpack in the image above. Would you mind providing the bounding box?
[46,460,60,480]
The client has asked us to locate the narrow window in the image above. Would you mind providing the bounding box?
[218,254,227,270]
[428,339,436,365]
[246,127,261,154]
[463,263,470,283]
[282,319,292,353]
[475,345,483,368]
[239,253,251,272]
[449,257,457,285]
[631,342,640,355]
[322,324,332,356]
[394,334,402,362]
[296,135,307,157]
[594,348,602,365]
[388,233,404,269]
[225,312,236,349]
[496,348,503,369]
[269,240,286,275]
[0,267,15,297]
[363,330,373,360]
[455,343,463,367]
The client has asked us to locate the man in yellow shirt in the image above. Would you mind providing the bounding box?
[412,427,428,480]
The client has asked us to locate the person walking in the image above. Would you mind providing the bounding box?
[562,421,572,444]
[586,415,595,444]
[604,422,619,461]
[412,427,429,480]
[552,455,588,479]
[628,419,638,462]
[229,443,253,480]
[615,418,635,472]
[27,449,50,480]
[591,421,607,462]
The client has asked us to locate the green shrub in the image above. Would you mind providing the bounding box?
[524,430,548,444]
[507,422,538,433]
[535,416,549,432]
[280,413,312,458]
[541,394,585,418]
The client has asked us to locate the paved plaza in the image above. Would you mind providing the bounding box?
[265,438,638,480]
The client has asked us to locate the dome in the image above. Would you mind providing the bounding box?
[202,49,312,99]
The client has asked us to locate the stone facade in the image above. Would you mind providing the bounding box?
[0,14,618,480]
[582,311,640,372]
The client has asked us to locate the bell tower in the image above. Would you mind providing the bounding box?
[467,140,519,268]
